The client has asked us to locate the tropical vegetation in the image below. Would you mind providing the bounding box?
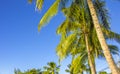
[25,0,120,74]
[14,62,59,74]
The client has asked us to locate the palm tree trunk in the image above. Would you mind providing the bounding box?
[85,34,96,74]
[87,0,120,74]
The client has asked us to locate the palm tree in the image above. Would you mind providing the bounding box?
[29,0,120,73]
[57,21,120,74]
[43,62,60,74]
[56,2,97,73]
[56,1,120,74]
[87,0,120,73]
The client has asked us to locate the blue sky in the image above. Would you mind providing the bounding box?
[0,0,120,74]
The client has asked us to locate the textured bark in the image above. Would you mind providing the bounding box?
[87,0,120,74]
[85,34,96,74]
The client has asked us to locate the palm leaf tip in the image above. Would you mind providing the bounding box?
[38,23,41,31]
[36,0,44,10]
[28,0,32,4]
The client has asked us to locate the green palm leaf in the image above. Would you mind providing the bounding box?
[56,33,77,60]
[94,0,110,29]
[71,53,88,74]
[109,45,119,55]
[38,0,60,31]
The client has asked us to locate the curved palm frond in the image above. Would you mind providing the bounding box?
[57,19,81,40]
[56,33,77,60]
[109,45,119,55]
[102,26,120,43]
[38,0,60,31]
[71,52,90,74]
[97,44,119,59]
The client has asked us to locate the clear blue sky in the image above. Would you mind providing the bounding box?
[0,0,120,74]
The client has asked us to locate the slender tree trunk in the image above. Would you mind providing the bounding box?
[87,0,120,74]
[85,34,96,74]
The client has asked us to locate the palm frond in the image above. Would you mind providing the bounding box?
[56,19,68,40]
[38,0,60,31]
[102,27,120,43]
[56,33,77,60]
[109,45,119,55]
[71,53,89,74]
[94,0,110,29]
[57,19,81,40]
[97,44,119,59]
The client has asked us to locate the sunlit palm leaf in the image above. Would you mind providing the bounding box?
[57,19,80,40]
[56,33,77,60]
[38,0,60,31]
[71,53,89,74]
